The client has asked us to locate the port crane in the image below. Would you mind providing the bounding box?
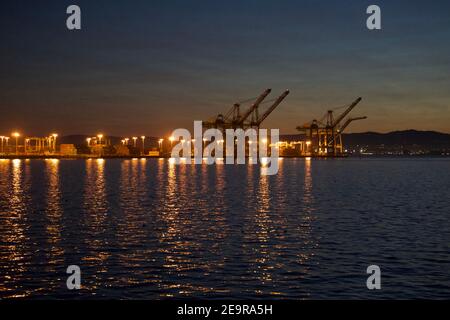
[203,89,289,131]
[250,90,290,129]
[297,97,366,156]
[203,89,271,130]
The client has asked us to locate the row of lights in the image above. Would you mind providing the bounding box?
[0,132,58,153]
[86,134,104,146]
[167,137,270,145]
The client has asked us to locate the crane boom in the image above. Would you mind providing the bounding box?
[236,88,272,125]
[254,90,290,126]
[333,97,362,128]
[339,116,367,133]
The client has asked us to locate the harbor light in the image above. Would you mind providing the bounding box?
[51,133,58,152]
[12,132,20,154]
[0,136,5,153]
[141,136,146,154]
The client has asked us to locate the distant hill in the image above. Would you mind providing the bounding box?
[343,130,450,149]
[281,130,450,153]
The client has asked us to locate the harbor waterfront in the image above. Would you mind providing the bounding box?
[0,158,449,299]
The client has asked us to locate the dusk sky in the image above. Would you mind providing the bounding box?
[1,0,450,137]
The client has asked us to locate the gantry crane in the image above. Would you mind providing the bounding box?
[203,89,272,130]
[203,88,289,131]
[297,97,365,156]
[250,90,290,129]
[333,116,367,154]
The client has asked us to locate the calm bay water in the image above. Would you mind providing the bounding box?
[0,158,449,299]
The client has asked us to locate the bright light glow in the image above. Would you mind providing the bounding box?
[46,159,59,164]
[260,157,269,166]
[141,136,145,139]
[169,136,175,142]
[261,138,268,144]
[97,134,103,139]
[306,141,312,146]
[52,133,58,138]
[12,132,20,137]
[159,139,164,143]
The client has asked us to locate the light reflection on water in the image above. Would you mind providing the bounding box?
[0,158,449,299]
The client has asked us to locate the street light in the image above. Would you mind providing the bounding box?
[0,136,4,154]
[306,140,311,153]
[97,134,104,145]
[51,133,58,152]
[132,137,138,147]
[12,132,20,155]
[141,136,146,155]
[169,136,175,150]
[25,138,30,153]
[86,137,91,146]
[124,138,129,145]
[158,138,163,152]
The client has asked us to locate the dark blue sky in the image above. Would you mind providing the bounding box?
[1,0,450,136]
